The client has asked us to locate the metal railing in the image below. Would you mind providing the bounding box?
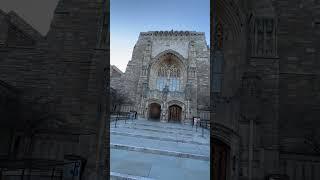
[111,111,137,128]
[192,117,210,137]
[0,159,82,180]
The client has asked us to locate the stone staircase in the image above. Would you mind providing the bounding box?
[110,118,210,180]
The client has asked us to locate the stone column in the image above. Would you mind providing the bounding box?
[160,102,168,122]
[161,85,169,122]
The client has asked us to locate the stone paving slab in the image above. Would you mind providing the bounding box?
[111,143,209,161]
[112,160,152,177]
[111,149,210,180]
[111,134,209,157]
[110,128,210,145]
[110,172,156,180]
[111,131,209,146]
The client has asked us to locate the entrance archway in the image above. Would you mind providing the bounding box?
[212,138,230,180]
[168,105,182,122]
[149,103,161,120]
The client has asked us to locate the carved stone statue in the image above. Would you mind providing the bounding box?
[142,82,148,98]
[185,82,192,100]
[162,85,169,101]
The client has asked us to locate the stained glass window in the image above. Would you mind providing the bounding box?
[156,64,181,92]
[156,77,166,90]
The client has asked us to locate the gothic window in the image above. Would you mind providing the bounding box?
[189,67,196,78]
[142,66,147,76]
[251,17,277,57]
[156,63,181,92]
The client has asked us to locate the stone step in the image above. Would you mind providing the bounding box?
[111,119,195,131]
[111,125,210,140]
[121,121,195,132]
[110,172,155,180]
[111,131,210,146]
[111,133,209,156]
[110,143,210,161]
[111,124,197,137]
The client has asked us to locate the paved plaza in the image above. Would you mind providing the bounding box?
[110,118,210,180]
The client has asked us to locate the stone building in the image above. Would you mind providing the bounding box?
[111,31,210,123]
[0,0,109,179]
[211,0,320,180]
[110,65,123,91]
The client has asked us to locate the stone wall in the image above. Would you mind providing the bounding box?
[212,0,320,179]
[274,0,320,178]
[0,0,109,179]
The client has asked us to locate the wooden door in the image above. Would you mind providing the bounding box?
[212,139,229,180]
[168,105,182,122]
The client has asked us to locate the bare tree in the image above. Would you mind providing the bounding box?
[110,88,133,114]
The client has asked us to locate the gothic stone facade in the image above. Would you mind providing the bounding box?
[113,31,210,123]
[211,0,320,180]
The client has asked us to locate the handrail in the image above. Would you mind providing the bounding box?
[111,111,137,128]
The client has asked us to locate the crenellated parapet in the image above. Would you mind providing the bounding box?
[140,31,204,37]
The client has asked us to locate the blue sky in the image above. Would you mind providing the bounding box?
[111,0,210,72]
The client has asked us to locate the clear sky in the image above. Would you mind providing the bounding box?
[111,0,210,72]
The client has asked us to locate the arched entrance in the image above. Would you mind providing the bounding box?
[168,105,182,122]
[149,103,161,120]
[212,138,230,180]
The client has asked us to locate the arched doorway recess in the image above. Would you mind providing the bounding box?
[212,138,230,180]
[149,103,161,120]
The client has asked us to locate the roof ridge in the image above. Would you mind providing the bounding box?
[7,10,43,41]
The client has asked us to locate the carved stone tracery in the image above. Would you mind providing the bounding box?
[250,17,277,57]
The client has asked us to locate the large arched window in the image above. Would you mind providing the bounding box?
[156,63,181,92]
